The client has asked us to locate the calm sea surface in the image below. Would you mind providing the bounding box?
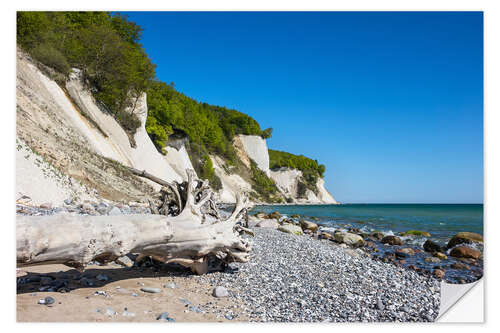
[251,204,483,246]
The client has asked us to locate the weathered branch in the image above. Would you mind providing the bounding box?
[16,169,254,275]
[127,166,183,212]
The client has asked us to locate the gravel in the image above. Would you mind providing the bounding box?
[195,228,440,322]
[16,201,151,217]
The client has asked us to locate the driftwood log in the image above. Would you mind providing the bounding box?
[16,170,253,274]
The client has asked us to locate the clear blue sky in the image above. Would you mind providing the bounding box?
[122,11,483,204]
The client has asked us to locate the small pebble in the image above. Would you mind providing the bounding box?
[38,296,55,305]
[212,286,229,298]
[141,287,161,293]
[156,312,169,320]
[164,282,177,289]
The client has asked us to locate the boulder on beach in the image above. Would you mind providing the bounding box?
[334,232,365,247]
[449,246,481,259]
[423,240,442,253]
[255,219,279,229]
[320,232,333,240]
[400,230,431,237]
[369,231,385,241]
[269,211,281,220]
[278,224,303,235]
[381,235,402,246]
[254,212,269,219]
[300,220,318,233]
[447,232,483,249]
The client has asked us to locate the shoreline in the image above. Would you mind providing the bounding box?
[16,204,481,322]
[17,225,440,322]
[17,207,441,323]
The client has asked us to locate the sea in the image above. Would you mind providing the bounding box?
[250,204,483,247]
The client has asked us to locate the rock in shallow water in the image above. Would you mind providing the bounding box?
[423,240,442,253]
[447,232,483,249]
[451,262,470,270]
[381,235,403,246]
[450,246,481,259]
[433,252,447,260]
[370,231,385,241]
[401,230,431,237]
[424,257,441,263]
[399,248,415,256]
[433,269,446,279]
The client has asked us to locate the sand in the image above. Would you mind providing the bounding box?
[17,263,246,322]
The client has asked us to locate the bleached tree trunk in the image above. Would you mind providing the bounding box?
[16,170,253,275]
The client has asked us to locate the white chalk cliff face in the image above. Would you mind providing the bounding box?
[216,133,338,204]
[269,167,338,204]
[237,135,270,176]
[210,155,253,203]
[16,49,192,203]
[270,168,302,197]
[65,70,186,185]
[315,178,337,204]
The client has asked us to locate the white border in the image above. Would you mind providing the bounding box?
[2,1,497,332]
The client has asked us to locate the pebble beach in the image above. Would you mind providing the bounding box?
[16,200,447,322]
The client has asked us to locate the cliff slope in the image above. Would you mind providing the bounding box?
[16,50,190,204]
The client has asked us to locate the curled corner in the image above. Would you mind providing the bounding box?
[436,278,484,322]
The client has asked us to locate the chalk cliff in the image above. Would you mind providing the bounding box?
[16,48,337,205]
[16,50,191,204]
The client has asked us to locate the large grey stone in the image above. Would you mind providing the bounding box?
[256,219,279,229]
[334,232,365,247]
[212,286,229,297]
[278,224,303,235]
[115,255,134,268]
[108,206,122,215]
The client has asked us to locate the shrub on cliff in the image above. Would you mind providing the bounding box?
[145,80,269,162]
[17,11,155,135]
[250,160,279,201]
[31,43,71,76]
[269,149,326,178]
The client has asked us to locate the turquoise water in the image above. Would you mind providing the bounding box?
[251,204,483,246]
